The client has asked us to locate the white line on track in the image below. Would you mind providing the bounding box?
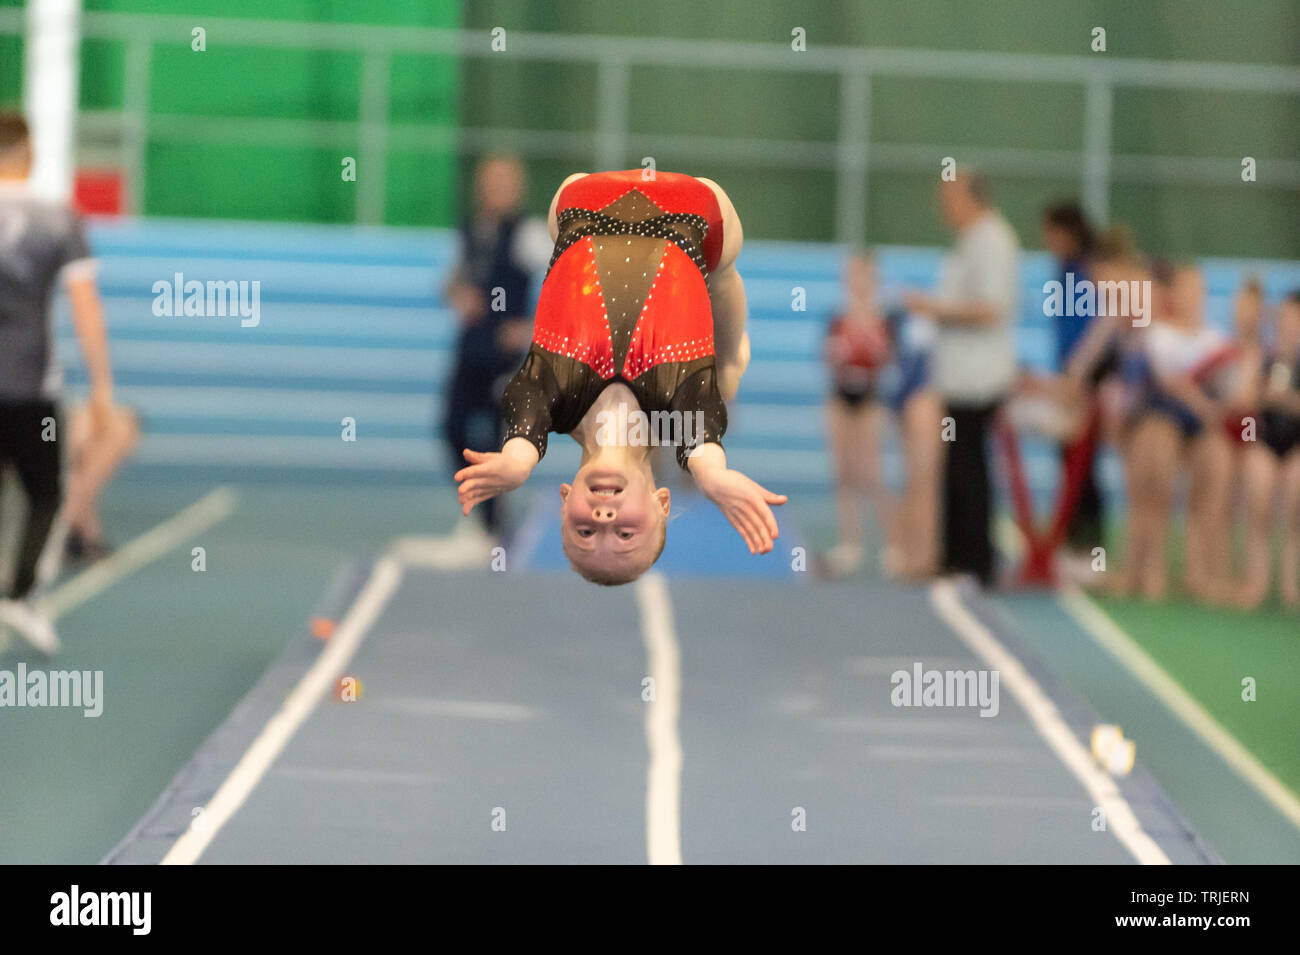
[635,572,684,866]
[1059,584,1300,832]
[929,579,1171,865]
[160,555,404,865]
[38,486,238,620]
[1000,513,1300,832]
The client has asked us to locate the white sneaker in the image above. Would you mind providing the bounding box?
[0,598,61,655]
[390,524,497,569]
[447,520,496,561]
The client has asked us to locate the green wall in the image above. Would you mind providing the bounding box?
[1,0,1296,256]
[0,0,20,104]
[460,0,1299,258]
[1,0,462,225]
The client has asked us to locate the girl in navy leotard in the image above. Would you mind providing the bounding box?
[1122,264,1236,602]
[1240,290,1300,609]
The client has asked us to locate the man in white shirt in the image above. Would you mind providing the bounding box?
[904,170,1021,586]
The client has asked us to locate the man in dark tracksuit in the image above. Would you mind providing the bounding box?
[0,113,115,654]
[441,156,550,538]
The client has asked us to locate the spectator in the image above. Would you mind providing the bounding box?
[1239,289,1300,610]
[1042,201,1108,575]
[1120,262,1233,602]
[1064,229,1152,594]
[440,155,551,552]
[62,402,141,562]
[884,295,943,581]
[904,170,1020,586]
[0,112,115,653]
[822,250,896,577]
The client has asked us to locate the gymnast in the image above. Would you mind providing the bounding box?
[454,169,786,585]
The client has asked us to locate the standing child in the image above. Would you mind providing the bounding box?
[1240,290,1300,610]
[1125,264,1234,602]
[1041,201,1106,566]
[822,250,895,577]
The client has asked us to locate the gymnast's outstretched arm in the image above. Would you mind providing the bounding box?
[456,352,557,516]
[686,442,787,555]
[455,438,539,516]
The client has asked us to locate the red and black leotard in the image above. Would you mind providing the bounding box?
[501,170,728,469]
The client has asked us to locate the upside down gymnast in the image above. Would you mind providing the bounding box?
[454,169,786,585]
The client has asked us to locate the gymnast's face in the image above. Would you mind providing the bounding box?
[559,466,670,584]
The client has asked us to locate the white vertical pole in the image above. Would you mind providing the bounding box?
[357,50,391,225]
[122,36,152,216]
[595,58,629,172]
[836,69,870,245]
[23,0,82,202]
[1082,76,1113,227]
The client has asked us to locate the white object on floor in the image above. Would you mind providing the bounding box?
[390,524,497,570]
[0,597,61,655]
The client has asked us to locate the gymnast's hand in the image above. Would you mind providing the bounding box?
[455,440,539,515]
[687,445,787,555]
[701,469,787,554]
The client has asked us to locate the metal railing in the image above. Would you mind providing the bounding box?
[3,9,1298,236]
